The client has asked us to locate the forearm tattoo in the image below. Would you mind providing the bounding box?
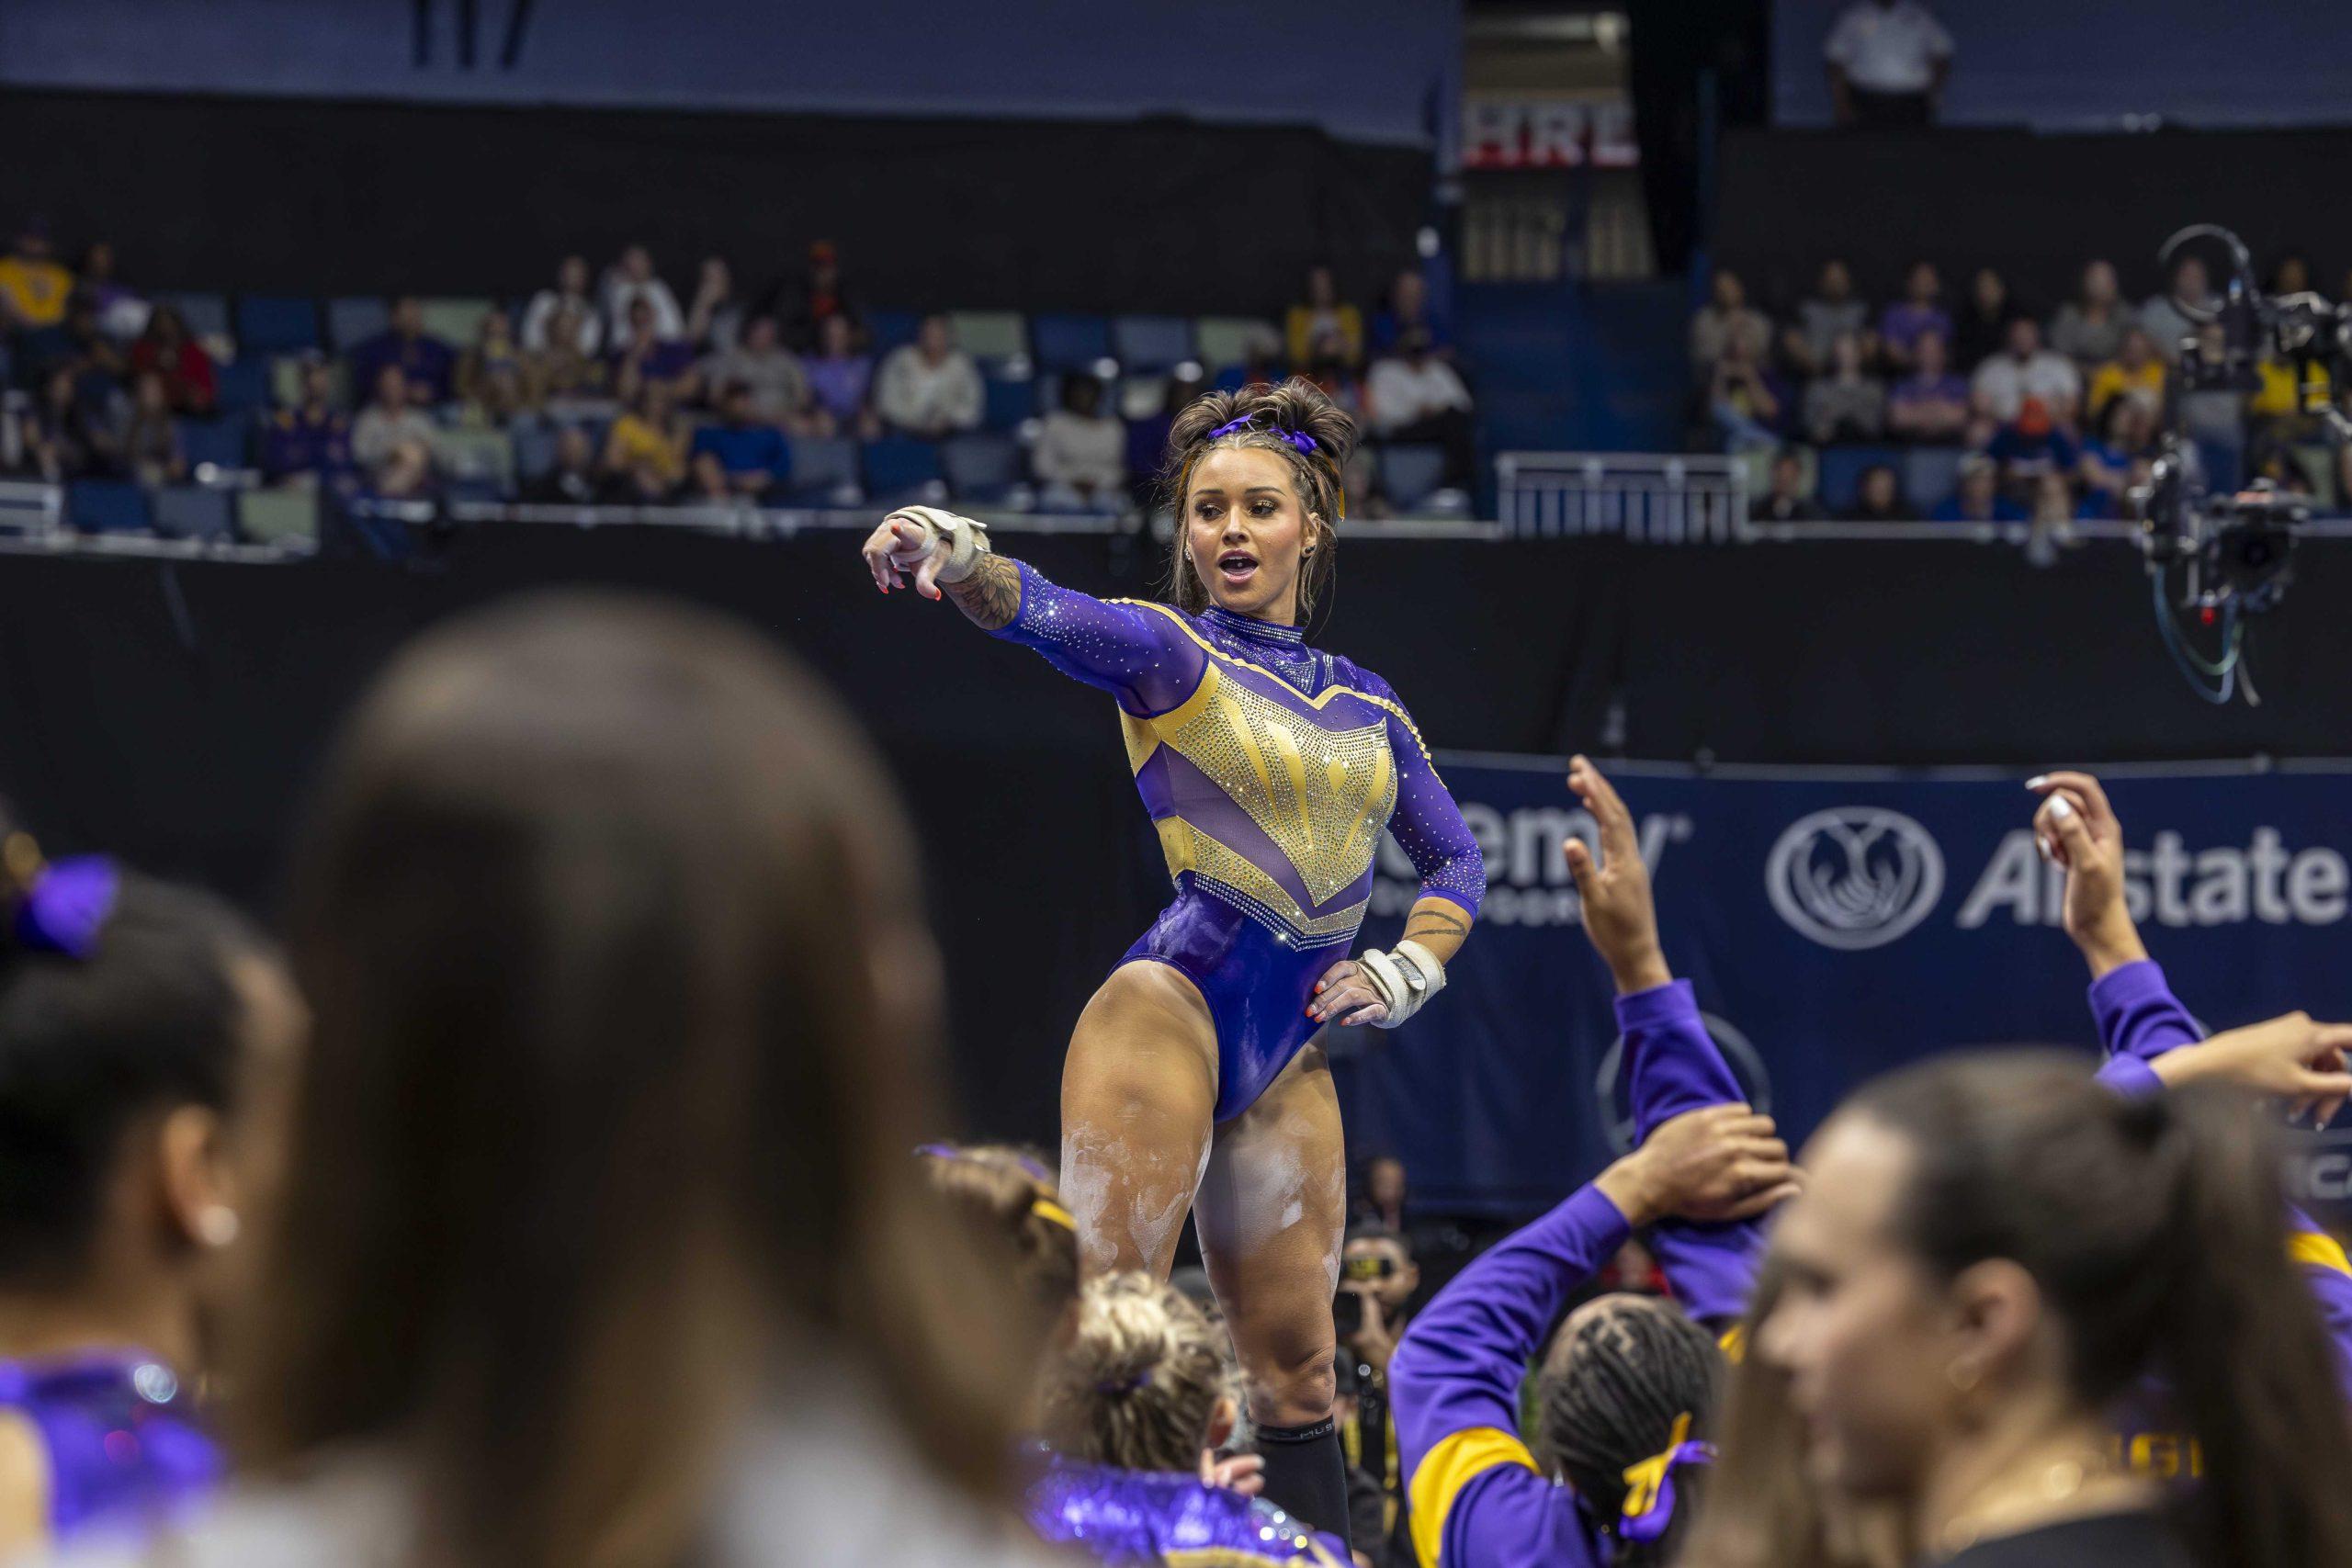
[943,552,1022,631]
[1404,908,1470,946]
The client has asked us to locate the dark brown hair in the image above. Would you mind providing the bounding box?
[246,592,1031,1566]
[1159,377,1355,621]
[1848,1052,2352,1568]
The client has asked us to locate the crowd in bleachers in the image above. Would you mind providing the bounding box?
[1697,253,2352,536]
[0,220,1478,542]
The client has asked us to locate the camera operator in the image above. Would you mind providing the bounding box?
[1339,1224,1423,1565]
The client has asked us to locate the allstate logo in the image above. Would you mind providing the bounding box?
[1766,807,1945,951]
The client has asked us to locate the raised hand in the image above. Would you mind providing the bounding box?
[860,512,953,599]
[1563,755,1670,995]
[2026,771,2148,976]
[1596,1102,1800,1228]
[2154,1011,2352,1127]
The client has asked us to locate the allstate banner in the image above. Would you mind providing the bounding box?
[1340,758,2352,1222]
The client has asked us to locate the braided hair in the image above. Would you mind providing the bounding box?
[1537,1293,1724,1566]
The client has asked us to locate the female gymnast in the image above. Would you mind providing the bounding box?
[862,378,1485,1540]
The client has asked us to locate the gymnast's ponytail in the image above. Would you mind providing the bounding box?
[1849,1053,2352,1568]
[1039,1272,1240,1474]
[1159,378,1355,620]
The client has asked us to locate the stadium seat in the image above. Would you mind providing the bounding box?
[66,479,152,535]
[435,427,515,495]
[1031,313,1114,373]
[151,486,234,542]
[984,373,1036,431]
[1378,445,1449,512]
[234,295,321,355]
[511,421,560,484]
[421,298,497,347]
[866,310,923,354]
[786,435,861,504]
[1117,375,1168,420]
[235,488,319,547]
[154,292,230,343]
[1902,446,1965,513]
[178,414,251,472]
[940,434,1025,505]
[948,311,1027,363]
[328,297,390,352]
[1113,316,1193,374]
[1194,317,1278,372]
[862,437,946,503]
[1817,445,1899,513]
[213,358,273,414]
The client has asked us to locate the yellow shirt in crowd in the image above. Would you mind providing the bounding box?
[0,256,73,328]
[604,413,686,485]
[2086,358,2165,416]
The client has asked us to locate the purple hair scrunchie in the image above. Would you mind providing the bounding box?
[12,856,122,961]
[1205,413,1319,457]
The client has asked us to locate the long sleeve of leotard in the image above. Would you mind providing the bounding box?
[1389,1187,1623,1568]
[1352,670,1486,919]
[984,560,1206,716]
[2084,959,2352,1398]
[1623,980,1769,1328]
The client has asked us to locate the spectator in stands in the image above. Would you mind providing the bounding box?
[116,369,188,487]
[1877,261,1950,373]
[689,381,791,502]
[128,303,217,417]
[2049,259,2132,367]
[524,301,607,405]
[2140,254,2216,361]
[261,359,354,490]
[1688,266,1772,370]
[602,243,684,342]
[526,425,602,505]
[1802,330,1886,444]
[1842,461,1906,522]
[520,254,603,355]
[350,297,457,407]
[74,239,148,344]
[1886,329,1970,443]
[1930,452,2024,522]
[2249,337,2330,437]
[1984,395,2079,501]
[38,295,124,395]
[803,312,878,440]
[2269,253,2313,296]
[456,309,530,424]
[2086,324,2165,423]
[1824,0,1952,127]
[701,313,814,432]
[1302,329,1365,419]
[1704,335,1786,457]
[1286,264,1364,369]
[1370,266,1452,357]
[875,313,984,438]
[2023,471,2079,565]
[609,296,700,404]
[1753,448,1825,522]
[1785,258,1871,378]
[28,365,119,481]
[1368,326,1476,488]
[1971,316,2079,427]
[601,378,690,500]
[352,365,438,493]
[2078,393,2152,513]
[1951,266,2022,372]
[0,218,74,329]
[2178,321,2248,487]
[1033,371,1125,510]
[685,255,744,354]
[776,240,862,352]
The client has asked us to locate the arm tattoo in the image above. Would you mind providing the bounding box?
[1404,910,1470,943]
[942,552,1022,631]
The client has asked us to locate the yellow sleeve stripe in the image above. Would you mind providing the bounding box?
[2289,1230,2352,1277]
[1407,1427,1540,1568]
[1717,1324,1747,1364]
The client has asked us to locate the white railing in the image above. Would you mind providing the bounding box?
[1496,452,1755,542]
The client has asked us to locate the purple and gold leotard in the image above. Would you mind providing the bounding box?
[989,563,1485,1121]
[1025,1452,1351,1565]
[0,1350,220,1545]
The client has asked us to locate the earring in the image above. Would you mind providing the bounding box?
[1946,1359,1979,1393]
[195,1206,241,1248]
